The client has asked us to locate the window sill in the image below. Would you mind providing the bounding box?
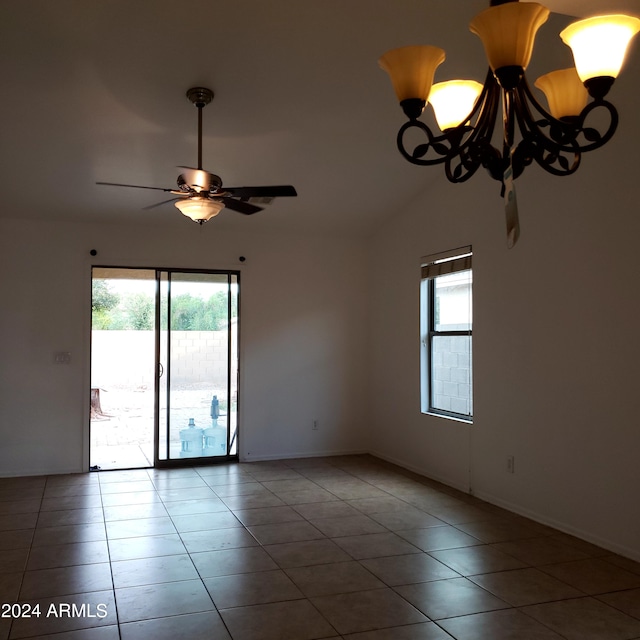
[423,410,473,425]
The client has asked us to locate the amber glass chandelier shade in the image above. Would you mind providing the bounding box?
[469,2,550,72]
[560,15,640,82]
[379,45,446,102]
[175,198,224,222]
[534,68,588,119]
[429,80,484,130]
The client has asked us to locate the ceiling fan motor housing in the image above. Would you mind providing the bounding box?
[177,171,222,193]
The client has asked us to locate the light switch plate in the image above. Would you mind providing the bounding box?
[54,351,71,364]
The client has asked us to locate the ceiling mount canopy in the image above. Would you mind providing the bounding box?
[379,0,640,189]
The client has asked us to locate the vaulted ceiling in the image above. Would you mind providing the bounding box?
[1,0,639,235]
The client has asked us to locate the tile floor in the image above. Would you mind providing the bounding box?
[1,455,640,640]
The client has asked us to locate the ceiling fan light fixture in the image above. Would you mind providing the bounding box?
[175,198,224,224]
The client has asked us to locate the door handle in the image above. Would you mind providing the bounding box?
[158,362,164,378]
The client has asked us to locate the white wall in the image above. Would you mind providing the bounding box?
[2,75,639,566]
[367,117,640,560]
[0,218,368,475]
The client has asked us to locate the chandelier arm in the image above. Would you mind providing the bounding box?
[503,88,517,152]
[396,119,453,167]
[574,100,618,151]
[474,74,505,175]
[445,73,504,183]
[461,68,497,125]
[512,84,581,177]
[518,81,584,176]
[443,146,481,183]
[396,68,500,173]
[519,78,618,153]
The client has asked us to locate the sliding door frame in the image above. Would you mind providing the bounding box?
[154,267,240,469]
[90,264,240,471]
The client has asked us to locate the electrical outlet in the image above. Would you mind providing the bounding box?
[312,420,319,430]
[507,455,515,474]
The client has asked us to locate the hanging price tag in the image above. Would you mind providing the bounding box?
[503,159,520,249]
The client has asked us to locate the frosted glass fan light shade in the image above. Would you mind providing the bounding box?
[560,15,640,81]
[379,45,446,102]
[175,198,224,222]
[469,2,550,71]
[429,80,484,130]
[535,68,588,119]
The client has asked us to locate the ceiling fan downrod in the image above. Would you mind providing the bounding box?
[186,87,214,171]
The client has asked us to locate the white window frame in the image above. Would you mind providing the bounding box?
[420,246,473,422]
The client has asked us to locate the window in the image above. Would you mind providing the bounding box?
[421,247,473,421]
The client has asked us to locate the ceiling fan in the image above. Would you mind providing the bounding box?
[97,87,297,224]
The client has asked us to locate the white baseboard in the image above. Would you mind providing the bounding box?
[473,489,640,563]
[0,466,85,478]
[369,450,640,563]
[369,449,471,494]
[239,448,367,463]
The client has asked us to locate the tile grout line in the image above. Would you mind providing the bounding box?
[97,469,122,640]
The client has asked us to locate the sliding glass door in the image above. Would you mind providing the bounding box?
[90,267,239,470]
[156,270,239,466]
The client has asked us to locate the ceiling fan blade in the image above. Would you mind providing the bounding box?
[142,196,186,210]
[96,181,174,192]
[221,197,264,215]
[223,185,297,200]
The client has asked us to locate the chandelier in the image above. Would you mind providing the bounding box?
[379,0,640,189]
